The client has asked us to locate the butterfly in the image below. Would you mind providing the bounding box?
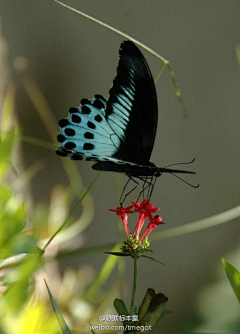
[56,41,196,195]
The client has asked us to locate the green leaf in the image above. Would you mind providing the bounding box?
[141,255,165,266]
[105,251,129,257]
[138,289,153,321]
[222,258,240,303]
[138,289,168,333]
[114,298,129,316]
[45,280,72,334]
[89,326,96,334]
[114,299,133,326]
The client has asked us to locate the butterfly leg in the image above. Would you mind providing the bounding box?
[135,176,152,202]
[148,176,157,202]
[136,177,150,202]
[120,176,139,207]
[146,176,153,201]
[136,178,146,202]
[119,177,131,205]
[136,176,157,202]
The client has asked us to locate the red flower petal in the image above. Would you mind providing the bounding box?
[108,204,135,216]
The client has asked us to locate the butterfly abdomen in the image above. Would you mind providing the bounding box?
[92,160,161,177]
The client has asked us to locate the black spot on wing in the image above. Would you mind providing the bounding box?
[65,128,75,136]
[82,106,91,115]
[83,143,94,150]
[69,107,78,114]
[72,154,83,160]
[65,142,76,149]
[94,114,103,123]
[93,99,104,109]
[57,134,65,143]
[87,121,96,129]
[84,132,94,139]
[72,114,82,123]
[59,119,70,127]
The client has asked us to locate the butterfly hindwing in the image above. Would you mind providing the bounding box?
[56,95,121,160]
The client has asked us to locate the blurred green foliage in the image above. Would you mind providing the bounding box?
[0,86,57,332]
[222,259,240,304]
[0,79,122,333]
[45,280,72,334]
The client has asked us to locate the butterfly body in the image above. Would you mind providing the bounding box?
[92,160,160,177]
[56,41,196,181]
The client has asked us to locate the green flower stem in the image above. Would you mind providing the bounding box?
[154,63,166,84]
[130,257,138,314]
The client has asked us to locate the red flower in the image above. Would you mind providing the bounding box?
[139,215,165,242]
[121,213,130,238]
[109,200,165,245]
[132,200,160,218]
[132,200,160,239]
[109,205,134,238]
[109,205,135,217]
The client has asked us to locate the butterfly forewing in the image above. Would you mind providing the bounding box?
[105,41,158,165]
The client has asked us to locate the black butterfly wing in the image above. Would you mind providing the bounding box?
[95,40,158,167]
[57,41,158,173]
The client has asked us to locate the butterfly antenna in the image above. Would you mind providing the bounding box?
[164,158,196,168]
[169,172,199,188]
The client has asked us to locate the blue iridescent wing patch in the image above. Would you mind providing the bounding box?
[57,95,123,161]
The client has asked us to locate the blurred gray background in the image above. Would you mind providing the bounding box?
[1,0,240,332]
